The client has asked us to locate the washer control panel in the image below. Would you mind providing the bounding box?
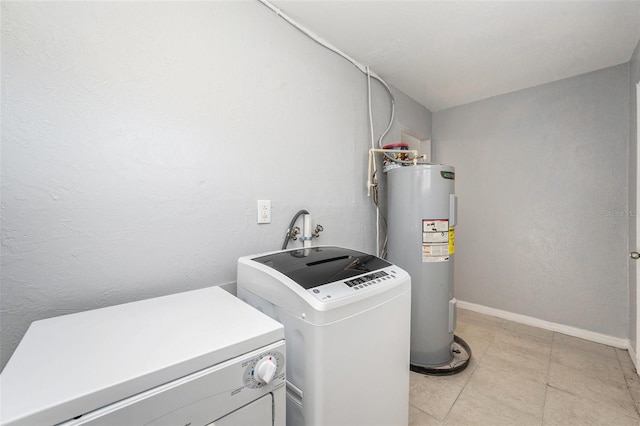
[306,267,401,302]
[344,270,390,289]
[242,350,285,389]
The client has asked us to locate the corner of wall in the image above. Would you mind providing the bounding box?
[629,36,640,358]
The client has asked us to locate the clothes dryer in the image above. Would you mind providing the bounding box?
[0,286,285,426]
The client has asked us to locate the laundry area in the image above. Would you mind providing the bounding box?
[2,1,640,425]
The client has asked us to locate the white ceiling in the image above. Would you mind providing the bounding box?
[272,1,640,111]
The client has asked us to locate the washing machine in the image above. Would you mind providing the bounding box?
[0,286,286,426]
[237,246,411,426]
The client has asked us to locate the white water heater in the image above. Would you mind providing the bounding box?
[387,164,457,369]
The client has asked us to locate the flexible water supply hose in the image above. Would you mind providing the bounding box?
[282,209,310,250]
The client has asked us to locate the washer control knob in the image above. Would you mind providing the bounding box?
[254,356,277,384]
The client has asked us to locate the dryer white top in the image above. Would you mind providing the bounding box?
[0,286,284,426]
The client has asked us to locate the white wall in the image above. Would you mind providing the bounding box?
[0,2,431,369]
[433,64,630,338]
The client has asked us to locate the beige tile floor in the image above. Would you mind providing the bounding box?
[409,309,640,425]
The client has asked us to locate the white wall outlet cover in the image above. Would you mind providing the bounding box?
[257,200,271,224]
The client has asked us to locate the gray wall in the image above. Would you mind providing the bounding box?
[0,2,431,369]
[630,39,640,352]
[433,64,630,338]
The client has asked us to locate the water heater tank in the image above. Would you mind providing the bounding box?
[387,164,457,368]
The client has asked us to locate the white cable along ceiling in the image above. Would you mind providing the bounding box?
[272,1,640,112]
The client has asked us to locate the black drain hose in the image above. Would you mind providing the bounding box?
[410,335,472,376]
[281,209,310,250]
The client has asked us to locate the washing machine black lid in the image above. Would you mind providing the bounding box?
[252,246,391,289]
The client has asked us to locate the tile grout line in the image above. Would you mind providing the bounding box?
[617,349,640,418]
[441,328,497,424]
[407,403,438,424]
[540,332,557,426]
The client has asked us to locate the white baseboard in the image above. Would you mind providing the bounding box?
[457,300,628,350]
[629,342,638,370]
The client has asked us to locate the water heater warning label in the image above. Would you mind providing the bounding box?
[422,220,450,262]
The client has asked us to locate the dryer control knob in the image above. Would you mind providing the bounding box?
[254,356,277,384]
